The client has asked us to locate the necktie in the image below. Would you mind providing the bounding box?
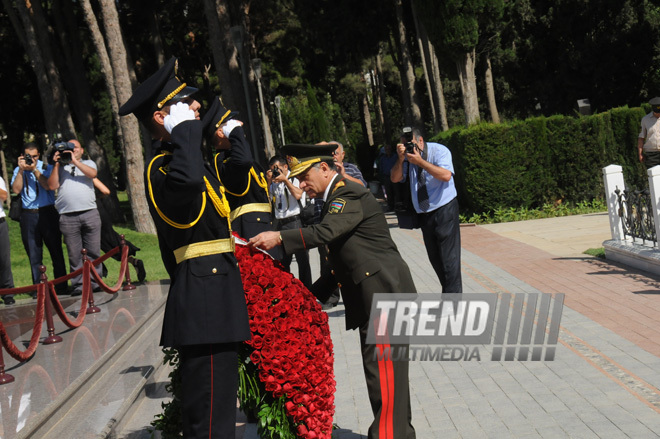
[416,148,429,212]
[417,169,429,212]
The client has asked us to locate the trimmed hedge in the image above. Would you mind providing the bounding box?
[432,106,648,215]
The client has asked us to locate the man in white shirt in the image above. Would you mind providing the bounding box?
[638,97,660,169]
[267,155,312,288]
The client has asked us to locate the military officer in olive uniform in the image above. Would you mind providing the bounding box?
[201,97,282,259]
[249,144,416,439]
[118,57,250,439]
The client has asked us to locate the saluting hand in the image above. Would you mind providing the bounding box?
[164,102,196,134]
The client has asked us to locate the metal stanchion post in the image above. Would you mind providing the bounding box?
[121,235,136,291]
[82,250,101,314]
[42,266,63,345]
[0,347,14,384]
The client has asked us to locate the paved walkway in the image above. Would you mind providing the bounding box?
[322,211,660,438]
[10,210,660,438]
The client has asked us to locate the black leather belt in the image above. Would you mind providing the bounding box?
[23,208,39,213]
[278,215,300,226]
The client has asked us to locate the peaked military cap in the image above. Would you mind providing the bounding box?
[118,57,198,121]
[201,96,238,138]
[281,143,337,178]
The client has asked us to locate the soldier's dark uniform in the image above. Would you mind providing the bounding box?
[279,144,417,439]
[201,98,278,246]
[119,58,250,439]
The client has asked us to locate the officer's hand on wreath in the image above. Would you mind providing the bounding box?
[164,102,196,134]
[248,231,281,250]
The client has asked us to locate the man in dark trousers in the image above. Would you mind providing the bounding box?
[391,127,462,294]
[118,57,250,438]
[201,97,281,260]
[249,144,416,439]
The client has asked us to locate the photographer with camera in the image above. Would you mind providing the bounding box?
[391,126,462,294]
[45,138,102,296]
[267,155,312,288]
[11,143,67,297]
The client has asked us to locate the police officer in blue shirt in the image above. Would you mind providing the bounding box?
[390,127,463,294]
[11,143,67,297]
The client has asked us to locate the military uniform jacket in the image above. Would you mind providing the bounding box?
[146,120,251,347]
[281,177,417,330]
[214,127,273,240]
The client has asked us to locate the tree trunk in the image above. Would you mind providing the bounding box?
[360,92,374,147]
[393,0,423,128]
[241,1,269,165]
[98,0,156,234]
[55,0,124,222]
[411,0,448,132]
[484,55,500,124]
[429,41,449,131]
[376,50,392,143]
[372,57,385,145]
[204,0,244,112]
[255,78,276,160]
[148,11,165,66]
[410,0,438,133]
[79,0,121,121]
[204,0,264,164]
[456,50,480,126]
[8,0,75,137]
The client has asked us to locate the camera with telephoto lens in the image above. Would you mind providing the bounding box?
[272,167,281,178]
[54,141,74,165]
[402,126,415,153]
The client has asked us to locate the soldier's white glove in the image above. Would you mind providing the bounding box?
[222,119,243,137]
[164,102,196,134]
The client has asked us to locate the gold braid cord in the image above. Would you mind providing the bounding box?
[214,153,269,199]
[147,152,207,229]
[204,177,232,229]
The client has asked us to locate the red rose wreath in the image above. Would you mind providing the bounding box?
[234,237,336,439]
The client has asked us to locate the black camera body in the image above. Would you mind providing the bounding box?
[402,126,416,154]
[272,167,281,178]
[24,154,33,166]
[54,142,75,165]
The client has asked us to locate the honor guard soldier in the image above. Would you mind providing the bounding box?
[249,144,417,439]
[118,57,250,439]
[201,97,280,256]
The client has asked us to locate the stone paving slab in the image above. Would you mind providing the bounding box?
[323,213,660,438]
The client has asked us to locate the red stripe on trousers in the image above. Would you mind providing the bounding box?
[374,318,394,439]
[209,345,214,439]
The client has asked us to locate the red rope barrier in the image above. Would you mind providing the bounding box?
[0,241,136,383]
[0,283,46,361]
[89,245,130,294]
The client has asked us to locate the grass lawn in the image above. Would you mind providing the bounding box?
[4,196,168,302]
